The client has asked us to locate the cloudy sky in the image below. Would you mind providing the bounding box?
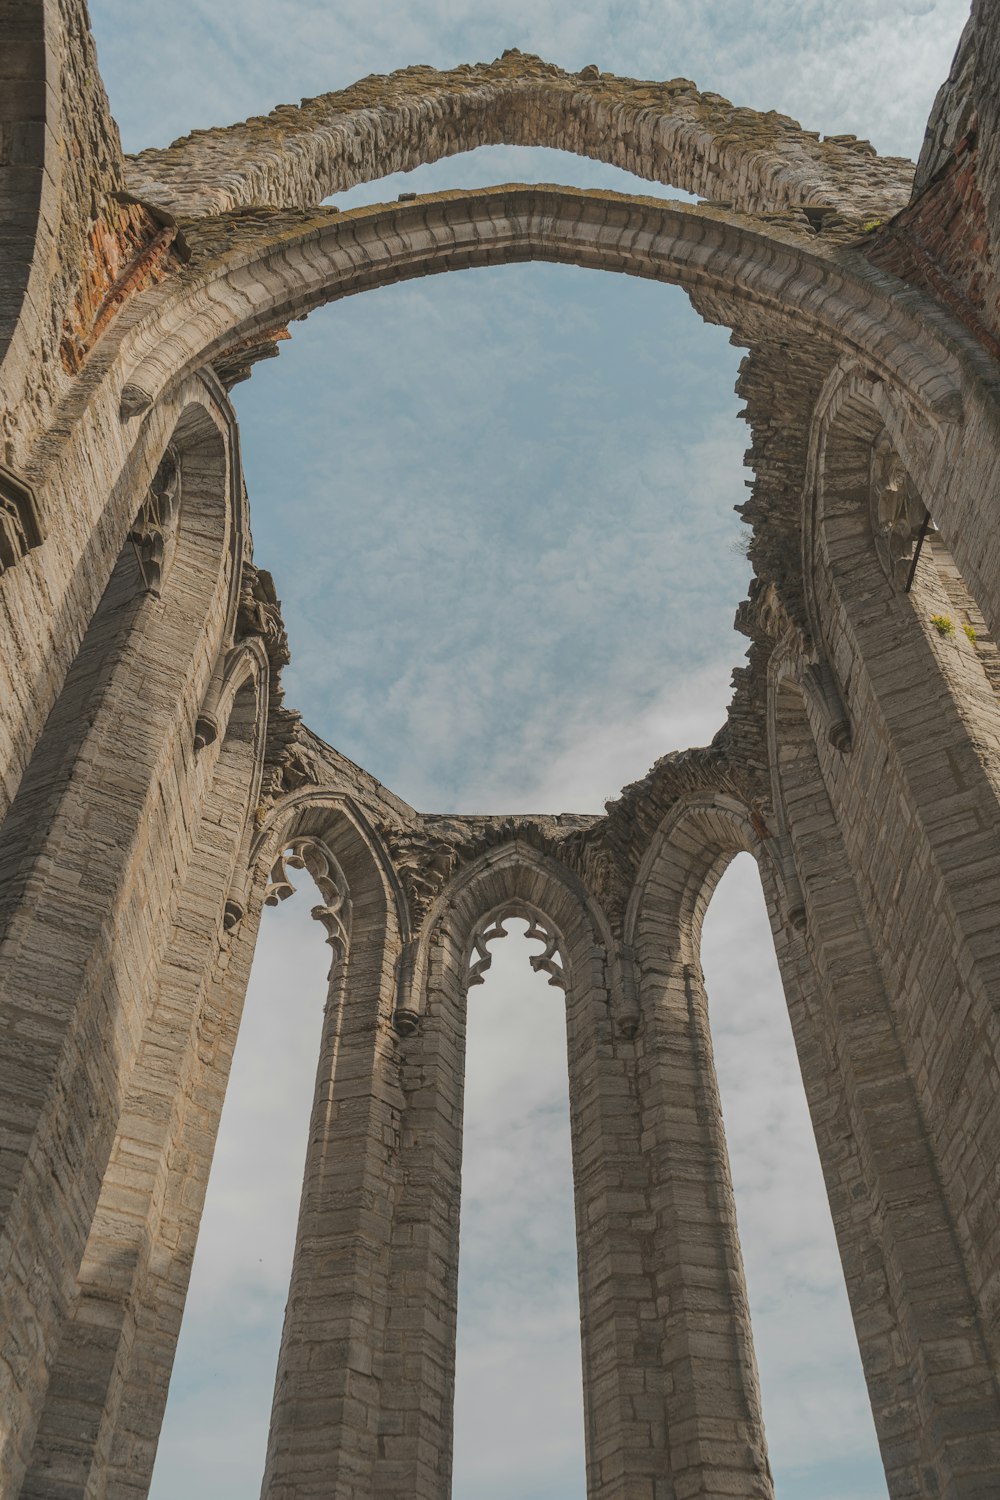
[86,1,969,1496]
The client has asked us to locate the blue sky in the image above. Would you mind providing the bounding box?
[86,1,971,1495]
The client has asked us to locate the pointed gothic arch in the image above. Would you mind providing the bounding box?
[123,53,912,222]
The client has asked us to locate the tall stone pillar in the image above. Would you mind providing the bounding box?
[394,841,774,1500]
[615,953,773,1498]
[19,683,267,1500]
[0,409,232,1497]
[261,840,402,1500]
[770,672,1000,1497]
[369,927,466,1500]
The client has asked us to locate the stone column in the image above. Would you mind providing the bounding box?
[771,672,1000,1497]
[369,928,466,1500]
[0,411,231,1497]
[564,929,675,1500]
[19,686,265,1500]
[261,854,401,1500]
[403,843,773,1500]
[614,952,773,1499]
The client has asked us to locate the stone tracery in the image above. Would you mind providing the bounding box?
[265,837,353,975]
[467,905,568,991]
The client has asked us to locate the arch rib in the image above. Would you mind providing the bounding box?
[125,52,913,222]
[115,186,986,436]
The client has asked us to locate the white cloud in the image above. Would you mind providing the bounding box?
[92,0,967,163]
[234,261,748,810]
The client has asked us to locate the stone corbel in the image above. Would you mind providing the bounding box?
[194,637,269,751]
[801,658,852,753]
[119,383,154,420]
[223,854,253,931]
[194,654,230,750]
[392,936,421,1037]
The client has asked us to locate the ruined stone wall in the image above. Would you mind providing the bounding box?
[3,5,1000,1499]
[125,50,913,222]
[864,0,1000,356]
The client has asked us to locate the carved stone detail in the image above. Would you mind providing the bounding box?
[237,563,291,669]
[574,843,633,932]
[265,837,351,977]
[378,824,459,929]
[870,436,927,587]
[213,325,291,389]
[119,382,153,419]
[391,938,422,1037]
[129,447,180,594]
[0,464,43,575]
[757,581,792,639]
[467,905,567,992]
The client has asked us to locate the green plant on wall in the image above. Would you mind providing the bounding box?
[963,622,978,644]
[931,614,955,637]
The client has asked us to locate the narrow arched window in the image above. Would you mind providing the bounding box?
[702,853,887,1498]
[148,857,332,1498]
[453,914,586,1499]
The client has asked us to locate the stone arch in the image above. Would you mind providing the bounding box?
[11,176,989,892]
[20,778,402,1500]
[0,390,246,1497]
[374,839,624,1500]
[249,788,407,946]
[124,53,913,222]
[195,634,270,752]
[118,186,983,431]
[0,368,248,828]
[804,360,1000,643]
[628,789,783,954]
[807,363,1000,753]
[764,658,1000,1497]
[372,831,777,1500]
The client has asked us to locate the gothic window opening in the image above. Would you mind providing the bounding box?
[147,861,333,1500]
[701,854,888,1499]
[453,914,586,1500]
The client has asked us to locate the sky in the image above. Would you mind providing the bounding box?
[85,1,971,1496]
